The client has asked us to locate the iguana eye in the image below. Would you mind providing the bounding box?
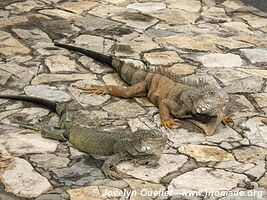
[140,145,151,152]
[208,91,215,95]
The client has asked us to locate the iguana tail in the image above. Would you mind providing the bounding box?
[54,42,149,86]
[0,95,57,111]
[54,42,113,66]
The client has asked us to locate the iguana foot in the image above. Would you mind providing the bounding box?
[101,165,124,180]
[222,116,234,127]
[73,85,109,95]
[161,119,181,129]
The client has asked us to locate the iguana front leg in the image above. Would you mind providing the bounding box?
[159,99,190,128]
[101,153,129,180]
[73,81,147,98]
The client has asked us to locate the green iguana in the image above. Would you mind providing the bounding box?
[54,42,232,135]
[0,95,167,179]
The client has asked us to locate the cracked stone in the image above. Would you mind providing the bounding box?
[103,100,147,118]
[33,41,69,56]
[57,1,98,15]
[259,172,267,189]
[88,4,127,18]
[128,118,151,132]
[237,68,267,79]
[12,107,50,124]
[74,35,114,54]
[208,68,251,85]
[0,70,11,85]
[155,34,254,52]
[239,13,267,29]
[52,157,104,186]
[115,36,159,58]
[67,186,122,200]
[24,85,71,102]
[0,10,9,18]
[245,161,266,180]
[1,158,52,198]
[39,9,79,19]
[12,28,50,43]
[90,179,128,189]
[117,154,188,183]
[233,146,267,163]
[29,154,70,170]
[201,7,231,22]
[126,2,166,13]
[75,15,121,31]
[35,194,61,200]
[167,129,205,148]
[78,56,113,74]
[5,0,43,13]
[124,179,165,200]
[45,55,78,73]
[206,125,242,143]
[168,0,201,12]
[215,160,255,173]
[31,73,96,84]
[218,188,267,200]
[0,110,20,122]
[240,117,267,148]
[252,93,267,108]
[0,31,30,57]
[222,0,246,10]
[197,53,243,68]
[168,168,249,195]
[241,48,267,64]
[112,13,159,31]
[168,63,196,76]
[102,73,125,86]
[0,15,28,27]
[8,55,32,63]
[144,51,183,66]
[0,62,37,88]
[151,9,200,25]
[223,76,264,93]
[222,22,255,34]
[178,144,235,162]
[1,130,58,156]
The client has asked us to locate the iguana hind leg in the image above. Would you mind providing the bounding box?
[18,121,67,141]
[73,81,147,98]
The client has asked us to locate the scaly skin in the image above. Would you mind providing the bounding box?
[54,42,232,135]
[0,95,167,179]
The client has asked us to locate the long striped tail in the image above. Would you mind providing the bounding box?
[54,42,113,66]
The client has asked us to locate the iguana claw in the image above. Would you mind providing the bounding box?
[101,165,122,180]
[161,119,181,129]
[73,85,109,95]
[222,116,234,127]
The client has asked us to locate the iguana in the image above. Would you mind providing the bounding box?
[54,42,232,135]
[0,95,167,179]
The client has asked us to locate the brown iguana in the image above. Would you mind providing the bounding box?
[54,42,232,135]
[0,95,167,179]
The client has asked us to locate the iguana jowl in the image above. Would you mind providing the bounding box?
[54,42,231,135]
[0,95,167,179]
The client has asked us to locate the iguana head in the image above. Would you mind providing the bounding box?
[119,130,167,157]
[181,85,229,116]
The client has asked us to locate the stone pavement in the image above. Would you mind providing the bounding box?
[0,0,267,200]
